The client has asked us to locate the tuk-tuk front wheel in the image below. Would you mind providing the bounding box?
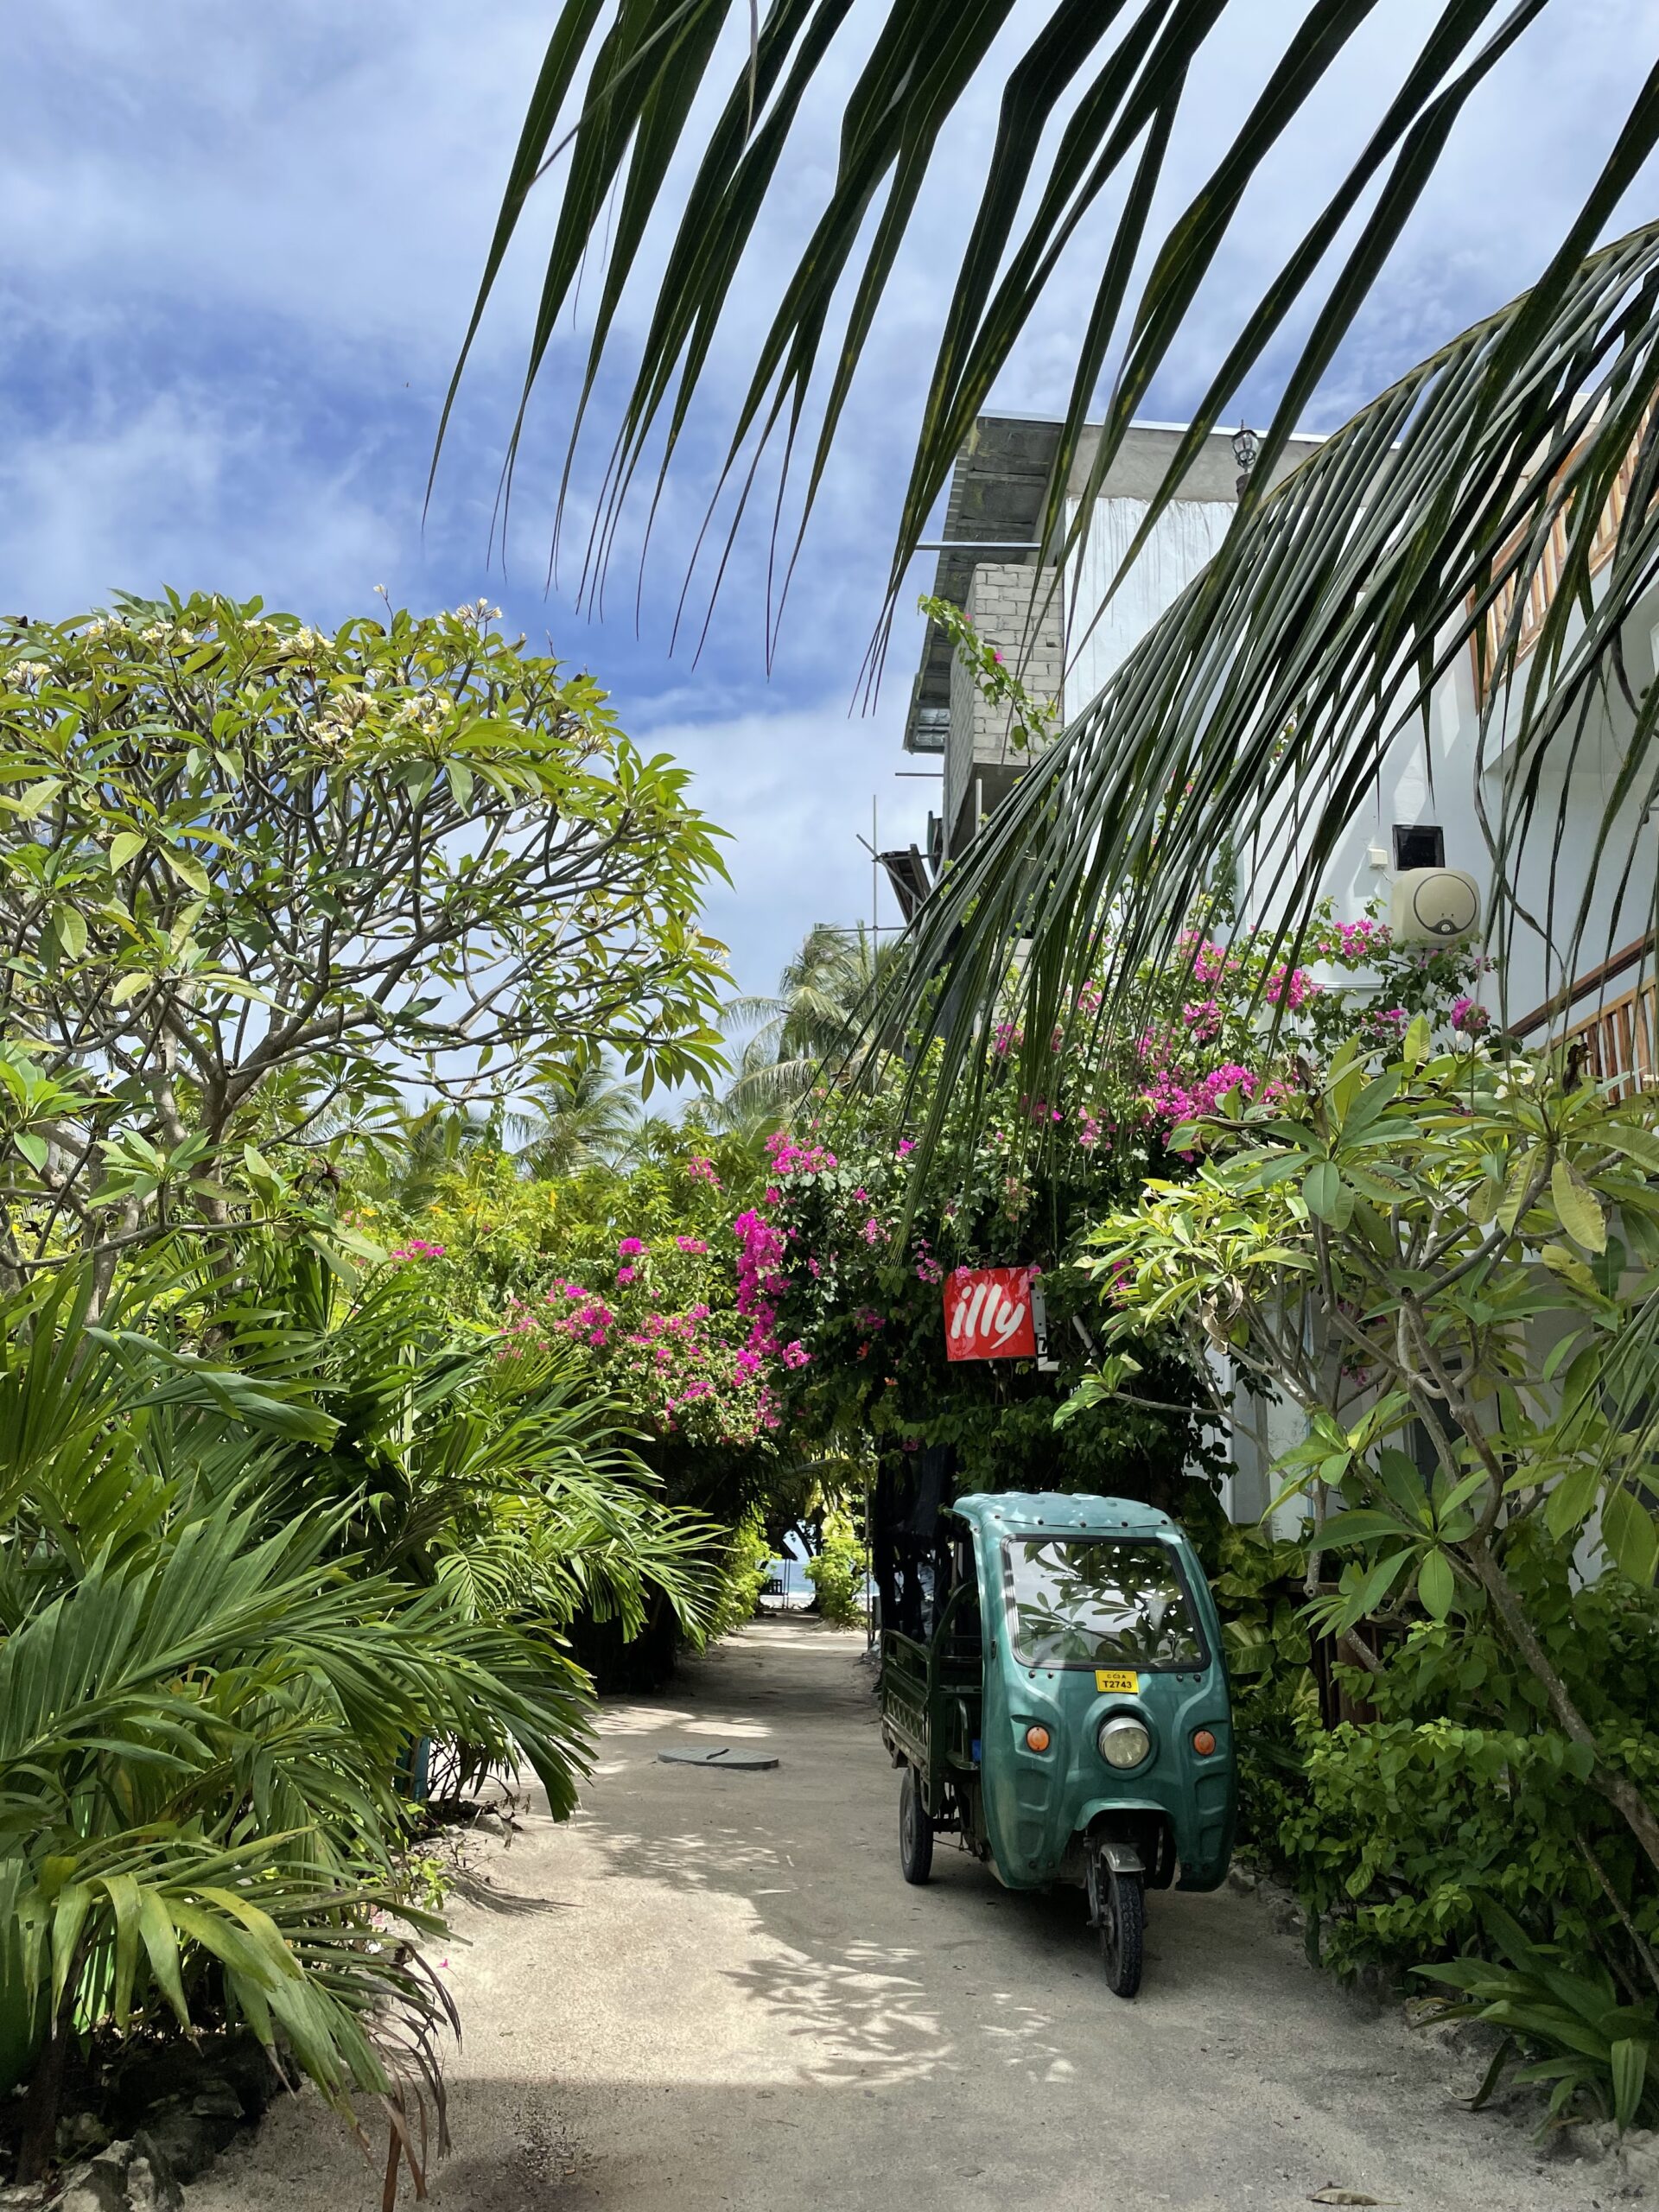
[898,1765,934,1885]
[1097,1867,1144,1999]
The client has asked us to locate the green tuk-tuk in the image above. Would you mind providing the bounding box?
[878,1491,1235,1997]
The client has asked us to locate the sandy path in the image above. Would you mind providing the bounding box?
[187,1621,1607,2212]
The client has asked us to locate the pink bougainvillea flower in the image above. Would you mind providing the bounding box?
[615,1265,636,1285]
[617,1236,646,1259]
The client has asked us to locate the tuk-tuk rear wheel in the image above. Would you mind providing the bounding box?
[898,1765,933,1885]
[1098,1868,1144,1999]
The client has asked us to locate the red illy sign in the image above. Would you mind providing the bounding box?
[943,1266,1039,1362]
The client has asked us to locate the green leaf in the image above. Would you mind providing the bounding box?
[1349,1548,1412,1624]
[1551,1159,1606,1253]
[57,906,87,961]
[1601,1124,1659,1175]
[1540,1243,1597,1294]
[108,831,146,872]
[1302,1161,1344,1224]
[1314,1507,1411,1548]
[1601,1489,1658,1586]
[161,847,210,894]
[12,777,62,819]
[1418,1549,1454,1620]
[137,1890,191,2028]
[13,1131,48,1174]
[1611,2037,1648,2133]
[1544,1459,1601,1541]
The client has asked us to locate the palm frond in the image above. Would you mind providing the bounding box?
[444,2,1656,662]
[870,226,1659,1132]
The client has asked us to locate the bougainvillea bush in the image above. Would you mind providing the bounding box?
[1037,901,1489,1149]
[373,1123,858,1663]
[743,905,1484,1511]
[377,1121,785,1473]
[750,1084,1220,1510]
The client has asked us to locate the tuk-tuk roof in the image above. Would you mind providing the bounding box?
[950,1492,1180,1541]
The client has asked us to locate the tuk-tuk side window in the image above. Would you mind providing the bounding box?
[1003,1540,1206,1671]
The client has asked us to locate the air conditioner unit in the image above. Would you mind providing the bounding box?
[1389,867,1480,944]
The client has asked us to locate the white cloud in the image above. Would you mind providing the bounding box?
[635,696,933,1000]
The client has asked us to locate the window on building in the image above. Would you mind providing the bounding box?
[1393,823,1446,871]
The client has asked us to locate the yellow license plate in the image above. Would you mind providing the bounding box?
[1096,1669,1140,1694]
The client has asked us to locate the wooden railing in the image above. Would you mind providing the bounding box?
[1563,979,1658,1099]
[1510,934,1657,1097]
[1474,417,1647,705]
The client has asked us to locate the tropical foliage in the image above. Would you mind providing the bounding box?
[885,237,1659,1109]
[0,589,747,2196]
[0,1251,658,2190]
[0,593,729,1291]
[452,4,1644,660]
[1074,1027,1659,2122]
[457,7,1657,1170]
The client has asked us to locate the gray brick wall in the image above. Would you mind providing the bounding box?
[944,563,1064,854]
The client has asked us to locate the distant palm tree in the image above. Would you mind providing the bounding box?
[508,1063,642,1177]
[722,924,904,1114]
[345,1102,497,1216]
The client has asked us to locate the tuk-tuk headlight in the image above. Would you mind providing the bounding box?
[1098,1716,1152,1770]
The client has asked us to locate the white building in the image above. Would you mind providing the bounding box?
[905,410,1656,1053]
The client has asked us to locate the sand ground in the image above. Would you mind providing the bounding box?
[186,1621,1614,2212]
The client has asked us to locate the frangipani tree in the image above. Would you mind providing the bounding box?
[0,593,728,1288]
[1077,1020,1659,1872]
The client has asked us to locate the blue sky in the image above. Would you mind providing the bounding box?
[1,2,1651,1024]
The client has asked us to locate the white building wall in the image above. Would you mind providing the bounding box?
[1065,494,1236,708]
[1060,458,1658,1525]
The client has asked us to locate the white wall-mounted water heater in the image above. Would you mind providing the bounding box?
[1389,867,1481,944]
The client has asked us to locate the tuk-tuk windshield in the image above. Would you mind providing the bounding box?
[1003,1539,1206,1670]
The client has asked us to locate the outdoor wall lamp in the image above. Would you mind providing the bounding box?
[1231,424,1260,494]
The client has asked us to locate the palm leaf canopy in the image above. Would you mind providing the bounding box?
[867,226,1659,1128]
[445,0,1656,660]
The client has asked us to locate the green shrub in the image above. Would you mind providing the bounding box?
[804,1505,867,1627]
[709,1510,773,1638]
[0,1250,718,2185]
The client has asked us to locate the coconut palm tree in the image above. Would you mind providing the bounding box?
[443,6,1649,645]
[506,1062,643,1177]
[721,923,905,1112]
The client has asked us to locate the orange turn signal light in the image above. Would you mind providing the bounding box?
[1025,1725,1052,1753]
[1192,1728,1217,1757]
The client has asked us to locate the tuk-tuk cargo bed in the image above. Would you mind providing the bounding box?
[879,1619,982,1819]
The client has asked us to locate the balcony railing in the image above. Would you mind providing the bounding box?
[1510,934,1657,1097]
[1473,419,1646,707]
[1563,980,1657,1098]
